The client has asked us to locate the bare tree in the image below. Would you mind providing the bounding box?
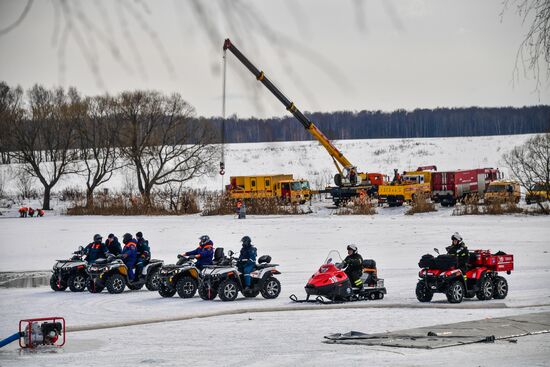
[116,90,217,206]
[505,0,550,89]
[503,133,550,214]
[11,85,82,210]
[0,82,24,164]
[77,95,125,207]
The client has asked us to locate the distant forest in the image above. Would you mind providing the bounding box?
[207,106,550,143]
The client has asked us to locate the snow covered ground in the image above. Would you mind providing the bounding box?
[0,133,549,366]
[0,206,549,366]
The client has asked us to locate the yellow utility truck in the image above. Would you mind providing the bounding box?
[484,180,521,204]
[227,174,311,204]
[377,166,435,207]
[526,182,550,204]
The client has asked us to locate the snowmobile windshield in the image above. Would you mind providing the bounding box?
[324,250,343,265]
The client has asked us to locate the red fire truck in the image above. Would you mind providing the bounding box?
[431,168,501,206]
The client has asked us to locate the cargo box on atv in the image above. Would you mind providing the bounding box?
[470,250,514,272]
[418,254,457,270]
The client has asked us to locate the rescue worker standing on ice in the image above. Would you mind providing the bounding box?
[238,236,257,290]
[121,233,138,281]
[84,234,110,263]
[343,244,363,288]
[446,232,469,274]
[182,235,214,270]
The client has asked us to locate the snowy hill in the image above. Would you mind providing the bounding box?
[0,134,537,196]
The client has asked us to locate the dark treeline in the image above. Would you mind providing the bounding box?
[207,106,550,143]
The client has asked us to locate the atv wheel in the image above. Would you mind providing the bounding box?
[244,289,260,298]
[87,278,104,293]
[493,276,508,299]
[446,280,465,303]
[476,274,494,300]
[260,277,281,299]
[158,283,177,297]
[128,282,144,290]
[176,276,198,298]
[145,268,161,291]
[68,273,87,292]
[218,278,239,301]
[106,274,126,294]
[415,281,433,302]
[198,285,217,300]
[50,274,67,291]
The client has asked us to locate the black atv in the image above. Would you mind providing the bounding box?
[157,254,204,298]
[50,246,89,292]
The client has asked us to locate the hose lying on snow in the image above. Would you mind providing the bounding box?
[68,301,509,333]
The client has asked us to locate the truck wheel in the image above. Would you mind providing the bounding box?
[198,285,217,300]
[158,283,176,298]
[68,273,87,292]
[446,280,465,303]
[334,173,342,187]
[476,274,494,300]
[145,267,161,291]
[176,276,198,298]
[261,277,281,299]
[87,278,104,293]
[493,276,508,299]
[50,274,67,291]
[218,278,239,301]
[106,274,126,294]
[415,281,433,302]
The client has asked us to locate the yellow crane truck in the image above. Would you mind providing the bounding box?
[223,39,385,207]
[227,174,311,204]
[378,166,435,207]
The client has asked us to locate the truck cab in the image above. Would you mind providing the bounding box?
[525,182,550,204]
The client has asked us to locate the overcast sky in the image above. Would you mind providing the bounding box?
[0,0,548,119]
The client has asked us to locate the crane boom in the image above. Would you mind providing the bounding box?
[223,38,352,174]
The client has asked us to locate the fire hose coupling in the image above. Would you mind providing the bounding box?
[286,102,296,112]
[256,71,265,81]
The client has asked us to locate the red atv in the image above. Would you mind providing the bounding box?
[416,248,513,303]
[290,250,386,303]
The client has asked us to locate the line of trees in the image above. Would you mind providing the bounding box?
[0,82,218,210]
[208,106,550,143]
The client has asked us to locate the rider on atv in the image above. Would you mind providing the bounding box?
[182,235,214,270]
[84,234,110,263]
[238,236,257,291]
[446,232,469,273]
[342,244,364,288]
[121,233,138,281]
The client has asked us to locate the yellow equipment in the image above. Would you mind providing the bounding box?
[484,180,521,204]
[378,168,434,207]
[227,174,311,204]
[525,182,550,204]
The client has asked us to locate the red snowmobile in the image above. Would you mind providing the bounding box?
[416,248,514,303]
[290,250,386,303]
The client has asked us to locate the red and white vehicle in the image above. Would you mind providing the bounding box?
[431,168,501,206]
[416,248,514,304]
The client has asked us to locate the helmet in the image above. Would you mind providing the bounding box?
[199,235,210,245]
[136,231,143,239]
[123,233,132,244]
[451,232,463,242]
[107,233,115,239]
[347,244,358,252]
[93,234,102,242]
[241,236,251,246]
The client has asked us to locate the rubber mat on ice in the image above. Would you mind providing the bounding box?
[324,311,550,349]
